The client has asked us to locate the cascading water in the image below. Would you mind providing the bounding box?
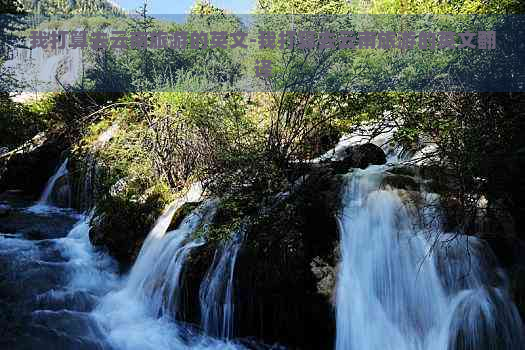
[26,158,72,214]
[199,228,245,339]
[5,122,524,350]
[80,122,120,211]
[1,168,247,349]
[5,42,83,95]
[38,158,69,205]
[90,187,247,349]
[125,203,210,319]
[335,164,525,350]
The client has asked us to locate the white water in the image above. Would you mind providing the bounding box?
[335,165,525,350]
[199,228,245,339]
[88,187,247,350]
[26,158,71,214]
[3,175,248,349]
[38,158,69,205]
[124,207,208,319]
[58,211,119,293]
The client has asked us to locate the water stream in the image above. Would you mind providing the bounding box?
[1,135,523,349]
[335,164,525,350]
[0,182,247,350]
[38,158,69,205]
[199,228,245,339]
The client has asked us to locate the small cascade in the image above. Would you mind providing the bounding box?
[59,210,119,292]
[126,211,207,319]
[125,183,206,315]
[90,188,250,350]
[335,166,525,350]
[199,228,245,339]
[37,158,71,207]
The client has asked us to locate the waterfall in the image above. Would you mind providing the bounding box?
[126,212,206,319]
[4,41,83,94]
[125,184,208,317]
[37,158,70,206]
[199,228,245,339]
[90,188,250,350]
[335,165,525,350]
[59,210,119,293]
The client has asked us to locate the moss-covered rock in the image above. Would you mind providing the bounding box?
[89,185,173,270]
[168,202,201,232]
[310,255,338,305]
[180,169,343,349]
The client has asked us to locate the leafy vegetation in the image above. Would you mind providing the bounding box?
[1,0,523,246]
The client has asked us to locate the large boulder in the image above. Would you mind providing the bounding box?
[331,143,386,173]
[47,176,71,208]
[89,193,170,271]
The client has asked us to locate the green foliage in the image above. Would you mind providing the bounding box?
[257,0,352,14]
[91,178,173,266]
[192,195,251,242]
[21,0,121,15]
[0,95,44,148]
[365,0,524,14]
[142,92,269,194]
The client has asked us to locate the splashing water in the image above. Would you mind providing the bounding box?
[199,228,245,339]
[335,166,524,350]
[26,158,72,214]
[38,158,69,205]
[90,189,248,350]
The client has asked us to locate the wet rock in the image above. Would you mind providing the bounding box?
[0,130,71,199]
[0,210,77,238]
[389,165,419,177]
[331,143,387,173]
[89,195,170,271]
[48,176,71,208]
[168,202,201,232]
[351,143,388,168]
[181,171,342,349]
[381,173,419,191]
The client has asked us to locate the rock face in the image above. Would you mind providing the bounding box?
[0,131,70,199]
[48,176,71,208]
[331,143,387,173]
[179,169,343,349]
